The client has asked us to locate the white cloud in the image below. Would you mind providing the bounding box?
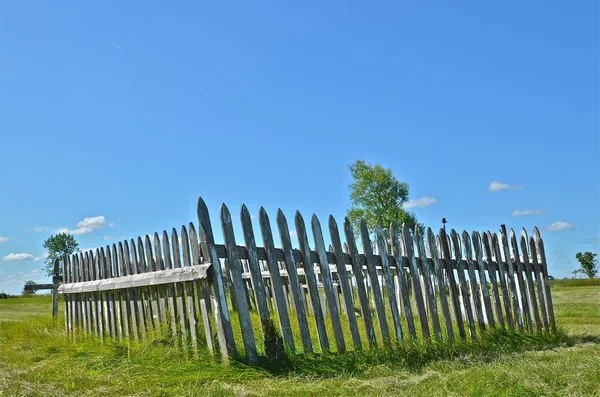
[582,237,599,244]
[104,236,113,241]
[547,221,573,232]
[405,197,437,209]
[488,181,523,192]
[33,253,49,262]
[0,236,7,243]
[32,226,44,233]
[2,253,35,261]
[56,215,112,235]
[511,209,546,217]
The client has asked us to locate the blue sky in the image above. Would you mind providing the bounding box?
[0,1,598,294]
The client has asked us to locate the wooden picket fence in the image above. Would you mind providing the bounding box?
[58,197,556,364]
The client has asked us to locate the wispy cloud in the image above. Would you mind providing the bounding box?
[405,197,436,209]
[2,253,35,261]
[32,226,44,233]
[488,181,523,192]
[511,209,545,217]
[582,237,599,244]
[547,221,573,232]
[56,216,114,235]
[33,253,49,262]
[0,236,7,243]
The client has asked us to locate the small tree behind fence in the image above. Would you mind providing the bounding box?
[58,197,556,365]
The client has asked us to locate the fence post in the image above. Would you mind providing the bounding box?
[52,258,60,318]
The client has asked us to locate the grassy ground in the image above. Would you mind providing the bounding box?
[0,282,598,396]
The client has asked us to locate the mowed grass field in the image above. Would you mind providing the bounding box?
[0,282,599,396]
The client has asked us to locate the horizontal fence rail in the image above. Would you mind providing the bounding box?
[59,197,556,365]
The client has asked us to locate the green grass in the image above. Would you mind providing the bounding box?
[1,283,599,396]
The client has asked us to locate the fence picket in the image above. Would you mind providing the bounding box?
[472,232,495,328]
[180,226,199,352]
[110,244,125,340]
[312,214,346,353]
[449,231,475,339]
[461,231,485,332]
[509,229,532,332]
[329,216,362,349]
[169,229,191,346]
[360,220,389,345]
[528,236,549,331]
[374,225,404,342]
[62,255,71,336]
[259,208,295,353]
[498,231,524,332]
[415,227,441,338]
[197,197,237,362]
[426,228,453,338]
[345,219,376,348]
[102,247,117,338]
[296,212,330,352]
[533,227,556,330]
[155,232,178,341]
[490,233,513,329]
[519,230,541,331]
[402,225,429,339]
[125,240,145,339]
[277,210,313,353]
[481,233,503,327]
[221,204,258,363]
[439,229,465,339]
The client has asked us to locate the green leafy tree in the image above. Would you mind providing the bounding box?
[574,252,598,279]
[42,233,79,277]
[22,280,37,297]
[347,159,422,238]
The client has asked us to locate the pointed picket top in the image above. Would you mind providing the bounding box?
[462,230,485,331]
[375,224,403,342]
[416,225,441,338]
[529,236,550,331]
[426,227,453,338]
[450,229,475,339]
[312,213,345,353]
[162,231,172,269]
[144,235,155,272]
[510,228,532,332]
[472,231,495,328]
[361,219,389,344]
[345,217,376,347]
[329,215,362,349]
[154,233,164,271]
[403,223,429,338]
[278,209,313,353]
[519,229,541,332]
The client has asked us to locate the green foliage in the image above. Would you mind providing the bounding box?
[42,233,79,276]
[347,159,422,237]
[574,252,598,279]
[21,280,37,297]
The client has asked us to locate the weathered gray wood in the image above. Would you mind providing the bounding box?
[329,216,361,349]
[528,236,549,331]
[490,233,513,328]
[426,228,453,338]
[403,224,430,339]
[180,226,199,351]
[129,239,149,337]
[462,231,485,332]
[152,233,172,335]
[533,227,556,330]
[111,244,126,340]
[296,211,330,352]
[189,222,213,329]
[439,228,466,339]
[498,231,524,332]
[221,204,258,362]
[312,214,345,353]
[145,235,166,329]
[519,230,541,332]
[96,249,109,338]
[345,218,376,348]
[72,254,84,331]
[360,220,389,345]
[415,227,441,338]
[86,252,100,337]
[259,208,295,353]
[374,225,403,342]
[509,229,532,332]
[81,253,92,335]
[198,197,237,362]
[135,237,155,335]
[122,241,141,340]
[62,256,71,335]
[159,232,180,342]
[101,247,117,338]
[277,210,313,353]
[472,232,495,328]
[390,225,416,340]
[241,205,278,358]
[482,233,503,327]
[450,230,475,339]
[170,229,191,346]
